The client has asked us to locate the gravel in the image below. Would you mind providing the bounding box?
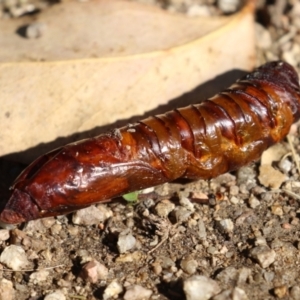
[1,0,300,299]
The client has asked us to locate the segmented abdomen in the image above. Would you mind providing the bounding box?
[127,61,300,180]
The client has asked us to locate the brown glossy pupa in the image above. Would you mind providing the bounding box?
[1,61,300,224]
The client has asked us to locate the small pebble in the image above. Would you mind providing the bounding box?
[180,256,198,275]
[0,229,9,241]
[273,285,287,298]
[207,246,217,255]
[212,289,232,300]
[217,0,240,13]
[291,218,299,226]
[271,205,283,216]
[24,219,49,233]
[10,6,26,17]
[236,166,256,185]
[0,278,15,300]
[67,226,79,236]
[239,184,248,194]
[215,267,238,284]
[282,223,292,229]
[290,285,300,300]
[117,231,136,253]
[25,22,47,39]
[248,195,260,209]
[10,228,27,245]
[154,200,175,217]
[229,185,239,196]
[123,285,152,300]
[260,192,273,202]
[278,157,292,173]
[80,260,108,283]
[232,287,249,300]
[270,238,284,250]
[249,245,276,268]
[237,268,251,285]
[211,173,236,186]
[57,279,72,288]
[44,290,66,300]
[77,249,92,264]
[179,196,195,211]
[198,219,207,240]
[263,271,275,282]
[230,196,239,205]
[235,211,255,226]
[183,275,221,300]
[152,261,162,275]
[103,281,123,300]
[41,218,57,228]
[72,205,110,226]
[162,272,173,282]
[126,218,135,228]
[218,218,234,233]
[158,256,175,269]
[0,245,29,271]
[14,282,28,292]
[173,207,192,223]
[251,186,266,195]
[50,223,62,235]
[29,270,49,284]
[255,237,267,246]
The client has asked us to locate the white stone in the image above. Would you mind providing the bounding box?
[72,205,110,226]
[117,231,136,254]
[0,230,9,241]
[0,245,29,271]
[0,278,15,300]
[44,290,66,300]
[219,219,234,233]
[183,275,221,300]
[123,285,152,300]
[29,270,49,284]
[103,281,123,300]
[154,200,175,217]
[218,0,239,13]
[232,287,249,300]
[248,195,260,209]
[249,245,276,268]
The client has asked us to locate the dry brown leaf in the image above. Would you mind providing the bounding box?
[259,143,290,189]
[260,143,289,166]
[258,165,287,189]
[0,0,255,162]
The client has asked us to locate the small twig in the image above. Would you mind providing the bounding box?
[68,296,87,300]
[271,188,300,200]
[2,264,65,272]
[148,236,168,254]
